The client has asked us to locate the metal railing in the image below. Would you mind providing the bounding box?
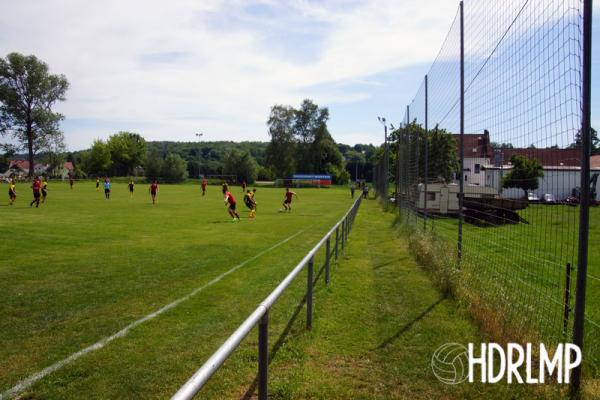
[171,195,362,400]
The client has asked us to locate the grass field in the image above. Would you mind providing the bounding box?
[405,204,600,375]
[0,181,357,399]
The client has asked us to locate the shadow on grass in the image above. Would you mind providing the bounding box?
[375,297,445,350]
[241,260,329,399]
[372,257,410,270]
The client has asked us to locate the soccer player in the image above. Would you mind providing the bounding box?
[350,182,356,198]
[281,188,298,212]
[241,180,247,192]
[104,178,111,199]
[243,189,256,219]
[362,184,369,199]
[41,176,49,203]
[149,180,159,205]
[8,179,16,205]
[201,177,208,196]
[68,173,74,189]
[128,179,135,198]
[96,177,100,191]
[30,176,42,207]
[222,184,240,221]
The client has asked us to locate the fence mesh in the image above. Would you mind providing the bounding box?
[374,0,598,377]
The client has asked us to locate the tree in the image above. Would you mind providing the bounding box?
[144,149,163,181]
[294,99,329,144]
[266,105,296,178]
[107,131,146,176]
[223,150,258,183]
[389,122,458,183]
[309,124,344,174]
[0,53,69,177]
[491,142,514,149]
[86,139,112,175]
[161,152,187,182]
[0,143,16,172]
[40,134,66,176]
[569,127,599,155]
[502,154,544,197]
[294,99,329,171]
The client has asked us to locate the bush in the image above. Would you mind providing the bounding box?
[223,150,258,183]
[144,150,163,181]
[257,165,275,181]
[161,153,187,182]
[326,164,350,185]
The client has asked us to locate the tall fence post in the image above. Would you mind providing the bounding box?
[384,124,389,201]
[571,0,592,394]
[457,0,465,260]
[424,74,429,230]
[325,237,331,286]
[307,256,314,330]
[258,311,269,400]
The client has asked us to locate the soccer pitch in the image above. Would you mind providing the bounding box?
[0,182,355,399]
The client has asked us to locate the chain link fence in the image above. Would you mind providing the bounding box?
[373,0,596,389]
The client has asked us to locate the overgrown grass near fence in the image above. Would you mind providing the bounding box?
[398,206,600,379]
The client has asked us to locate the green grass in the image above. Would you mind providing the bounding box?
[403,204,600,376]
[0,181,357,399]
[0,182,585,399]
[259,200,561,399]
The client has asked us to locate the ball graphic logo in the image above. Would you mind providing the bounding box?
[431,343,469,384]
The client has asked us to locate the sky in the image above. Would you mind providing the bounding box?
[0,0,599,151]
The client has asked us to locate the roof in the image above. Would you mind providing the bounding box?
[499,148,581,167]
[591,155,600,169]
[8,160,74,173]
[8,160,30,171]
[452,132,493,159]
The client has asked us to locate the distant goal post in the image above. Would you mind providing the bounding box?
[200,174,237,185]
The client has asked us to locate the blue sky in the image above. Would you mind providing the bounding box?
[0,0,598,150]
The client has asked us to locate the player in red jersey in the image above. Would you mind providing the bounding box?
[222,184,240,221]
[281,188,298,213]
[30,176,42,207]
[201,177,208,196]
[149,180,159,205]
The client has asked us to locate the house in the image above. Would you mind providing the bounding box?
[451,131,493,186]
[447,130,596,201]
[4,160,75,178]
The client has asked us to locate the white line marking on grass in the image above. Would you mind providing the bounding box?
[1,229,305,400]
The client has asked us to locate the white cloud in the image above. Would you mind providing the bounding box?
[0,0,583,149]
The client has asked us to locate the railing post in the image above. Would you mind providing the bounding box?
[346,215,349,238]
[258,310,269,400]
[307,257,314,330]
[325,237,331,286]
[335,226,339,260]
[341,220,345,252]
